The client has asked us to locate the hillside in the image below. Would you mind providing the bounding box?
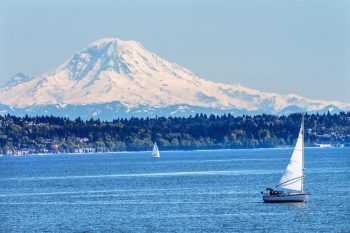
[1,112,349,155]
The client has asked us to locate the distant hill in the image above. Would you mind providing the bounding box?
[1,112,349,155]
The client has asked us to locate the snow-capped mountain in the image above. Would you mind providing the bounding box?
[0,38,349,119]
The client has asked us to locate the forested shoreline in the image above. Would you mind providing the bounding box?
[0,112,349,155]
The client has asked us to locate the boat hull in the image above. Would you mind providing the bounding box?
[263,193,308,203]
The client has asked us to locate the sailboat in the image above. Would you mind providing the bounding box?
[262,115,310,202]
[152,142,160,158]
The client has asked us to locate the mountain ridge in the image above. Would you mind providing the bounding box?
[0,38,349,119]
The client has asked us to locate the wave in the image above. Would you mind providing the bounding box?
[0,169,280,181]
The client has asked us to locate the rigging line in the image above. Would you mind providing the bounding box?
[275,176,304,188]
[279,179,301,187]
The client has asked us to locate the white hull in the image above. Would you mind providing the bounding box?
[152,154,160,158]
[263,193,308,203]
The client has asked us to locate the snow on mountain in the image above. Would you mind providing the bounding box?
[0,38,349,119]
[3,73,32,89]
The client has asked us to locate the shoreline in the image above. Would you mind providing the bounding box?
[1,145,346,157]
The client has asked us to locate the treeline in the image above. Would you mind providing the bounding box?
[0,112,350,154]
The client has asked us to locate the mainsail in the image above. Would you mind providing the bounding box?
[152,142,160,157]
[277,118,304,192]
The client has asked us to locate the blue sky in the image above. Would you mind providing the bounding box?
[0,0,349,102]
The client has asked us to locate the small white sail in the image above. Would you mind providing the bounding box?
[152,142,160,157]
[277,120,304,192]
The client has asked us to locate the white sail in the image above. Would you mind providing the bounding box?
[277,119,304,192]
[152,142,160,157]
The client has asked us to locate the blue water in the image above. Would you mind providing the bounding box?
[1,148,349,232]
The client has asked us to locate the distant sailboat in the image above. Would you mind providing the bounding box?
[152,142,160,158]
[262,115,310,202]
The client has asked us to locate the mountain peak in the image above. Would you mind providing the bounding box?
[88,38,143,50]
[0,38,349,117]
[4,73,32,88]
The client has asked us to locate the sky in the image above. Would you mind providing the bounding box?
[0,0,349,102]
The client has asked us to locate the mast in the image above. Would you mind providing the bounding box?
[301,113,304,193]
[276,113,305,193]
